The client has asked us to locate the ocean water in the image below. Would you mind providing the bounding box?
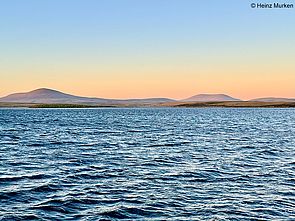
[0,108,295,221]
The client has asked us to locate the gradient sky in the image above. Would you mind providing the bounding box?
[0,0,294,100]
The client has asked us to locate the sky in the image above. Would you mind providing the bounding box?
[0,0,294,100]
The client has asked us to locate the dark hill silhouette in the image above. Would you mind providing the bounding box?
[183,94,241,102]
[0,88,174,104]
[1,88,294,105]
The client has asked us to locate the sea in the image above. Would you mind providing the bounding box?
[0,108,294,220]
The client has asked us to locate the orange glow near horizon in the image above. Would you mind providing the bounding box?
[1,33,294,101]
[1,66,295,101]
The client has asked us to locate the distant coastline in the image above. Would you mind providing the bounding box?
[1,101,295,108]
[0,88,294,108]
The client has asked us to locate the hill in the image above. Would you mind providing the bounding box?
[0,88,174,104]
[183,94,241,102]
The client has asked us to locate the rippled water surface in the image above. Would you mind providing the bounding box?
[0,108,295,220]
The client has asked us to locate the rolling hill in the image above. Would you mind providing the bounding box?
[0,88,174,104]
[182,94,241,102]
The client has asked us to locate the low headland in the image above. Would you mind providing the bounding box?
[1,101,295,108]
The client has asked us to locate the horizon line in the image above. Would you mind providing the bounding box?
[1,87,295,101]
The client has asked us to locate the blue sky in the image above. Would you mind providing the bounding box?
[0,0,294,99]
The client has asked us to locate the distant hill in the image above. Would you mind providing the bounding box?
[249,97,295,102]
[2,89,294,105]
[0,88,108,104]
[182,94,241,102]
[0,88,175,104]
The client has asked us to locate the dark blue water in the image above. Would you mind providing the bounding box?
[0,108,295,220]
